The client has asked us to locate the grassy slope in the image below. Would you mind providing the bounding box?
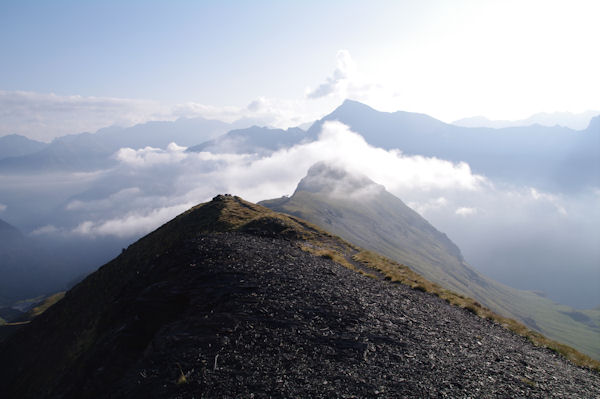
[0,292,66,343]
[25,292,66,318]
[260,191,600,360]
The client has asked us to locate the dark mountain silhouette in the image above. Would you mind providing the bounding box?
[0,195,598,398]
[187,125,307,155]
[0,219,120,307]
[0,219,35,304]
[0,218,23,244]
[261,163,600,359]
[0,117,232,172]
[307,100,599,191]
[0,134,47,160]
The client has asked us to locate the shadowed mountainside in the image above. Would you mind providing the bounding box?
[0,219,66,305]
[260,163,600,359]
[0,195,598,398]
[0,218,120,306]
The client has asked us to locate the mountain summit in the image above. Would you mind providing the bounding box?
[295,161,385,197]
[0,195,598,398]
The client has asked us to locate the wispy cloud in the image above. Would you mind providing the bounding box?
[30,225,59,236]
[72,203,193,238]
[0,90,327,142]
[0,50,427,143]
[455,207,477,217]
[172,96,322,130]
[0,90,173,142]
[307,50,358,99]
[305,50,399,113]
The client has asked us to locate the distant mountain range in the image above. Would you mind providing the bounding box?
[2,100,597,192]
[307,100,599,191]
[261,163,600,359]
[0,117,233,172]
[0,195,598,398]
[453,110,600,130]
[0,134,47,160]
[187,125,307,155]
[186,100,599,191]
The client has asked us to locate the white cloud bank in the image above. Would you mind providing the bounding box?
[21,120,585,247]
[16,120,599,307]
[72,203,193,238]
[63,121,485,238]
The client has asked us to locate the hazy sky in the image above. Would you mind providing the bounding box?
[1,0,599,140]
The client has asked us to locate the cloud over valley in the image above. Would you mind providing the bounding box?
[1,120,598,308]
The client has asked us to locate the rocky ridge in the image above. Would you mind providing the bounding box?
[0,195,598,398]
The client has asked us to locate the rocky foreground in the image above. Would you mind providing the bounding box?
[0,197,598,398]
[118,233,599,398]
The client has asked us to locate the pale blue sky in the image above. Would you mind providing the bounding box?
[1,1,419,103]
[1,0,599,140]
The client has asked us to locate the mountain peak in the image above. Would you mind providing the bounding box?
[327,99,383,120]
[587,115,600,131]
[154,193,330,245]
[296,161,384,198]
[338,98,376,110]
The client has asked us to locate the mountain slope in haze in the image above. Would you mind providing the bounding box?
[261,163,600,359]
[453,110,600,130]
[307,100,599,191]
[0,217,23,244]
[0,219,39,304]
[262,162,473,294]
[187,125,307,155]
[0,117,232,172]
[0,218,116,307]
[0,134,47,160]
[0,195,598,398]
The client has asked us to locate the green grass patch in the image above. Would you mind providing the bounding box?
[27,292,65,318]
